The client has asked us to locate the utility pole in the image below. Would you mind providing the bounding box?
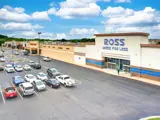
[38,32,41,64]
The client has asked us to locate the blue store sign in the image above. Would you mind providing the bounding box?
[103,38,128,51]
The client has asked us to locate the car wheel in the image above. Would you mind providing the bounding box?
[64,83,67,87]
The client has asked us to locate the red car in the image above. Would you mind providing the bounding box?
[4,87,17,99]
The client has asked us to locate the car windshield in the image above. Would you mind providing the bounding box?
[7,66,13,68]
[17,65,21,68]
[25,87,33,90]
[64,77,70,79]
[39,73,46,77]
[55,73,61,76]
[16,76,22,79]
[51,80,59,84]
[6,87,15,93]
[36,81,43,86]
[50,68,57,73]
[28,75,35,79]
[25,65,29,67]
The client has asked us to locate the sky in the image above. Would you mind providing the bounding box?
[0,0,160,39]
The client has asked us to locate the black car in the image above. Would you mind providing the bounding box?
[32,63,41,69]
[0,66,4,71]
[46,68,58,78]
[45,79,60,88]
[23,51,29,55]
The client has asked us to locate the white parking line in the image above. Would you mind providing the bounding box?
[34,91,40,96]
[46,86,52,92]
[10,81,23,100]
[0,86,6,104]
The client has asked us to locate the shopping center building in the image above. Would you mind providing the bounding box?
[7,32,159,81]
[74,32,160,81]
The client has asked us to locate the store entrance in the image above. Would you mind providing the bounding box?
[104,57,130,73]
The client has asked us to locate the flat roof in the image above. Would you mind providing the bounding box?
[94,32,149,37]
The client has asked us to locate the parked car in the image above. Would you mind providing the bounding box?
[43,57,51,62]
[0,57,5,62]
[0,66,4,71]
[32,63,41,69]
[24,74,37,83]
[23,64,31,71]
[56,75,76,87]
[37,72,48,81]
[4,87,17,99]
[22,51,29,55]
[28,61,35,67]
[5,64,15,73]
[46,68,58,78]
[14,52,19,55]
[12,76,24,86]
[45,79,60,88]
[14,65,23,72]
[32,80,46,91]
[19,82,34,96]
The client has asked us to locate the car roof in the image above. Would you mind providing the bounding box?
[14,76,21,78]
[61,75,69,78]
[34,79,42,82]
[39,72,45,74]
[6,64,12,67]
[50,68,57,70]
[29,61,34,62]
[21,82,32,87]
[26,74,34,76]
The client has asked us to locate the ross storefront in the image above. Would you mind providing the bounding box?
[75,32,160,80]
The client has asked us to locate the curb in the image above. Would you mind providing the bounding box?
[140,116,160,120]
[56,60,160,87]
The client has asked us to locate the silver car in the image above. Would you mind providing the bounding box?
[32,80,46,91]
[19,82,34,96]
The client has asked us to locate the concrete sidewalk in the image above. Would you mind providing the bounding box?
[74,63,160,86]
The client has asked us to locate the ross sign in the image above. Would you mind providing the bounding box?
[103,38,128,51]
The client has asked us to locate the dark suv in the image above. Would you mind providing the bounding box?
[46,68,59,78]
[32,63,41,69]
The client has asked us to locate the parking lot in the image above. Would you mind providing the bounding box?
[0,49,160,120]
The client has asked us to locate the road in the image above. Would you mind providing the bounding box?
[0,49,160,120]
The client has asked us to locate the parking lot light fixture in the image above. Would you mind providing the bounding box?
[38,32,41,64]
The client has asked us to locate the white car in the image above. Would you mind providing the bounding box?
[0,57,5,62]
[43,57,51,62]
[19,82,34,96]
[32,80,46,91]
[23,64,31,71]
[24,74,37,83]
[56,75,76,87]
[37,72,48,81]
[14,65,23,72]
[28,61,35,66]
[5,64,15,73]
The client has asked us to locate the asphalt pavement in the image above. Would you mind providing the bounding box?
[0,49,160,120]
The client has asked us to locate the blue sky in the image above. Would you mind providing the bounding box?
[0,0,160,39]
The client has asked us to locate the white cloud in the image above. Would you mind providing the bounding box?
[102,6,134,18]
[0,5,55,22]
[102,6,160,38]
[54,0,101,19]
[116,0,131,3]
[32,11,51,21]
[49,2,55,7]
[70,28,98,35]
[47,8,56,15]
[55,33,67,39]
[0,22,43,31]
[0,6,31,22]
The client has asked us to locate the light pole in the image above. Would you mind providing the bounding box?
[38,32,41,64]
